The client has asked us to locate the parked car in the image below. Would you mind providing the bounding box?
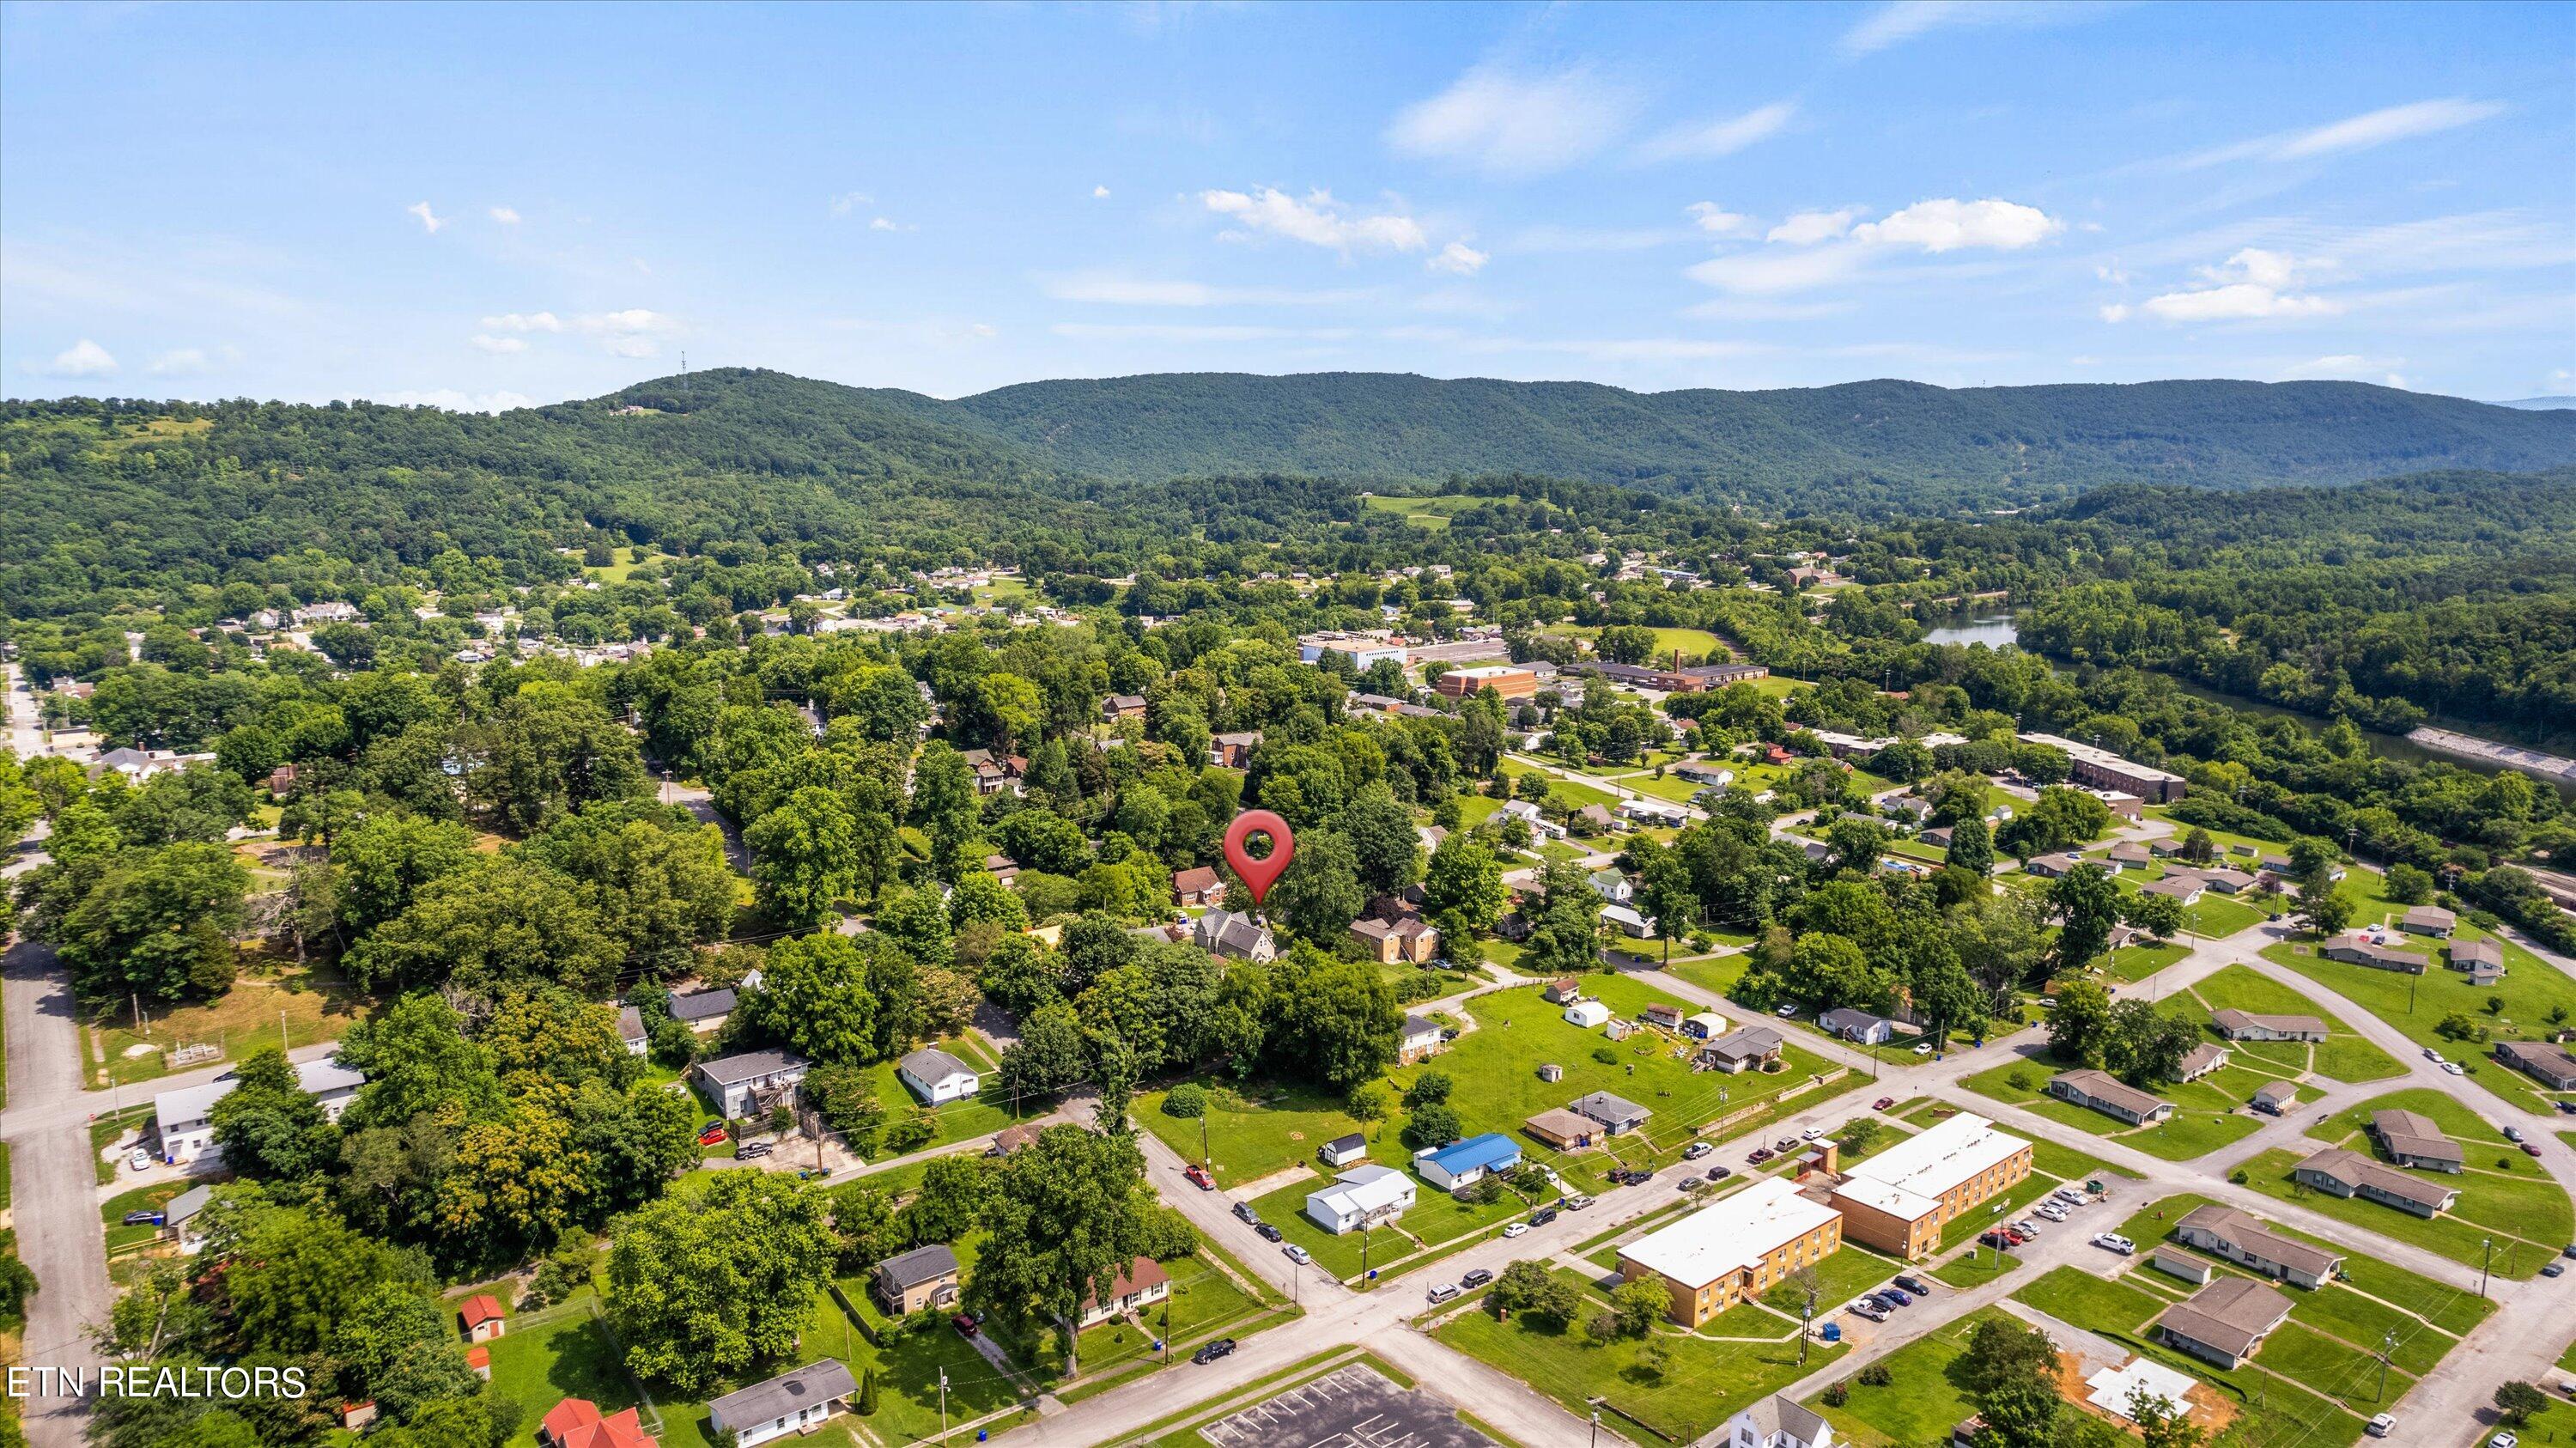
[2525,1142,2546,1158]
[1461,1268,1493,1289]
[2543,1262,2565,1279]
[1503,1222,1530,1238]
[1426,1283,1461,1305]
[1873,1097,1896,1111]
[2559,1101,2576,1116]
[2490,1433,2518,1448]
[1563,1194,1595,1211]
[2443,1062,2466,1076]
[1774,1136,1801,1152]
[1980,1230,2015,1250]
[1440,1027,1462,1041]
[1801,1126,1824,1141]
[2033,1204,2067,1223]
[1747,1147,1775,1165]
[1682,1142,1712,1160]
[1774,1003,1798,1019]
[2364,1412,2394,1438]
[2506,1125,2526,1143]
[2003,1226,2030,1244]
[1283,1244,1311,1265]
[1878,1287,1911,1305]
[122,1210,166,1227]
[1849,1301,1888,1323]
[1232,1202,1261,1224]
[1192,1338,1237,1366]
[951,1312,980,1338]
[126,1147,154,1172]
[1895,1275,1932,1296]
[2012,1220,2041,1237]
[1183,1164,1215,1190]
[696,1125,729,1147]
[733,1141,772,1159]
[1705,1165,1733,1182]
[1255,1223,1284,1243]
[1911,1043,1934,1056]
[1529,1208,1558,1227]
[2093,1233,2136,1254]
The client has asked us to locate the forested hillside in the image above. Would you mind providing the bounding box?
[887,372,2576,511]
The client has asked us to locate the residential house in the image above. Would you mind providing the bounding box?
[153,1056,367,1163]
[1681,1011,1727,1041]
[1542,978,1585,1005]
[1828,1113,2033,1260]
[1576,803,1620,833]
[2251,1080,2298,1115]
[989,1123,1042,1158]
[161,1184,214,1254]
[1617,797,1689,827]
[1717,1396,1837,1448]
[1207,731,1261,769]
[1571,1091,1651,1136]
[2451,938,2506,985]
[459,1295,507,1343]
[1414,1133,1521,1192]
[1589,870,1635,904]
[2021,852,2087,879]
[2173,1204,2342,1288]
[2366,1109,2464,1172]
[959,748,1028,797]
[896,1048,981,1105]
[538,1398,656,1448]
[2173,1043,2230,1082]
[2106,842,2153,871]
[1617,1178,1844,1328]
[1818,1007,1897,1046]
[982,854,1021,887]
[1522,1108,1601,1153]
[2320,934,2427,973]
[1500,798,1566,840]
[1305,1163,1414,1234]
[693,1049,810,1120]
[1641,1002,1687,1032]
[2049,1069,2172,1125]
[1675,762,1735,788]
[1353,912,1440,965]
[1075,1257,1172,1329]
[1601,903,1657,939]
[1173,867,1226,907]
[670,986,737,1034]
[1701,1025,1784,1074]
[617,1006,648,1056]
[2498,1040,2576,1091]
[872,1244,963,1315]
[1193,909,1277,964]
[2191,867,2260,895]
[1315,1134,1368,1169]
[2139,875,2206,908]
[2158,1279,2294,1371]
[1397,1013,1444,1064]
[708,1361,860,1448]
[2210,1010,2328,1043]
[1102,693,1148,722]
[2400,905,2458,939]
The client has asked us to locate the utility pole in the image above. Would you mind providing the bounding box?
[937,1368,948,1444]
[1798,1291,1816,1365]
[2481,1237,2494,1298]
[2376,1329,2394,1402]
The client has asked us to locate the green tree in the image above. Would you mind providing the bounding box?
[2048,864,2122,972]
[963,1125,1164,1375]
[2294,873,2352,937]
[1273,957,1400,1090]
[1421,833,1506,942]
[908,743,981,879]
[343,858,623,996]
[2048,979,2116,1066]
[51,841,250,1005]
[465,682,647,833]
[1340,784,1423,897]
[1268,828,1366,949]
[209,1047,341,1180]
[1637,852,1698,964]
[606,1171,834,1394]
[2119,891,2186,943]
[334,812,477,934]
[1945,813,1995,875]
[744,787,861,928]
[1346,1081,1392,1140]
[1400,1103,1461,1151]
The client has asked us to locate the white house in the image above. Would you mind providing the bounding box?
[1601,903,1657,939]
[1618,798,1689,827]
[152,1056,368,1164]
[1074,1257,1171,1329]
[1589,870,1634,904]
[1413,1134,1522,1192]
[1720,1395,1836,1447]
[1563,999,1611,1028]
[1305,1163,1416,1233]
[708,1360,860,1448]
[1500,800,1567,841]
[693,1049,810,1120]
[896,1048,981,1105]
[1398,1014,1443,1062]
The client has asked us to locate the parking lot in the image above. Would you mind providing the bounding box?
[1195,1364,1497,1448]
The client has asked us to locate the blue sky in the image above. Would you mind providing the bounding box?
[3,1,2570,408]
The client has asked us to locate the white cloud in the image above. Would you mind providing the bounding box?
[1680,297,1858,321]
[1767,209,1863,246]
[1427,241,1489,277]
[580,309,675,335]
[828,191,872,217]
[2108,247,2342,323]
[1636,102,1795,164]
[1200,187,1427,254]
[1043,276,1370,307]
[145,348,221,375]
[1509,224,1686,252]
[34,338,118,376]
[1686,246,1871,295]
[1840,0,2108,56]
[1850,198,2062,252]
[372,389,536,414]
[407,201,445,234]
[479,311,563,332]
[1686,203,1753,237]
[489,205,521,225]
[869,216,914,232]
[470,334,528,355]
[604,337,661,358]
[1386,64,1640,176]
[1093,185,1111,199]
[2180,98,2504,168]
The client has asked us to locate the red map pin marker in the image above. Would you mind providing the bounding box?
[1223,809,1296,910]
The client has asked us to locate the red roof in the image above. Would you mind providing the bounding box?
[459,1294,506,1328]
[1173,867,1221,894]
[541,1398,657,1448]
[465,1346,490,1370]
[1080,1255,1171,1311]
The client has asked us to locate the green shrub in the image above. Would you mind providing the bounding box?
[1163,1083,1207,1119]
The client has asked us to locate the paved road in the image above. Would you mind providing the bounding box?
[3,939,109,1448]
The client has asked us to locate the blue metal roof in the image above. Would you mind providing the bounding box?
[1423,1132,1520,1175]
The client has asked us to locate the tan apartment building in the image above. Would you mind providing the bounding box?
[1616,1177,1843,1328]
[1827,1113,2033,1259]
[1434,665,1540,701]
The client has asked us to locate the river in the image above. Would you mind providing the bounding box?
[1921,611,2020,648]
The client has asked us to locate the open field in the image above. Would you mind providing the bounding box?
[88,963,369,1088]
[2178,964,2404,1084]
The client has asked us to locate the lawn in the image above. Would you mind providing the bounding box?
[2115,1193,2500,1338]
[1958,1056,2261,1160]
[2181,964,2404,1084]
[1071,1254,1272,1379]
[2253,1321,2413,1412]
[101,1179,191,1252]
[483,1293,718,1448]
[2103,940,2192,983]
[2013,1265,2168,1334]
[1359,492,1511,529]
[1434,1268,1844,1445]
[88,963,370,1089]
[1930,1250,2020,1290]
[1136,1083,1376,1189]
[848,1037,1018,1162]
[1809,1307,2007,1448]
[1937,1171,2065,1253]
[1759,1240,1903,1315]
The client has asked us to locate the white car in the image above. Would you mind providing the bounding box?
[2424,1048,2443,1062]
[1911,1043,1934,1056]
[1282,1244,1311,1265]
[1774,1003,1798,1019]
[2033,1204,2068,1222]
[2364,1413,2394,1439]
[126,1147,154,1172]
[2013,1220,2041,1237]
[2490,1433,2518,1448]
[2443,1062,2466,1076]
[1801,1126,1824,1141]
[2093,1233,2135,1254]
[1502,1222,1529,1239]
[2051,1188,2087,1206]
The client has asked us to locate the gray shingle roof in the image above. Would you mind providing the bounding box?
[708,1360,860,1433]
[875,1244,960,1290]
[696,1048,806,1086]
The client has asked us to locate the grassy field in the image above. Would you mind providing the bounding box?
[1434,1267,1844,1445]
[2227,1144,2558,1278]
[582,546,677,582]
[1359,493,1513,530]
[2113,1192,2499,1338]
[88,964,369,1088]
[1137,1084,1378,1189]
[1959,1053,2269,1162]
[1930,1250,2020,1289]
[1809,1307,2008,1447]
[1070,1253,1275,1382]
[2011,1264,2168,1333]
[2179,964,2404,1084]
[100,1179,191,1252]
[483,1292,720,1448]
